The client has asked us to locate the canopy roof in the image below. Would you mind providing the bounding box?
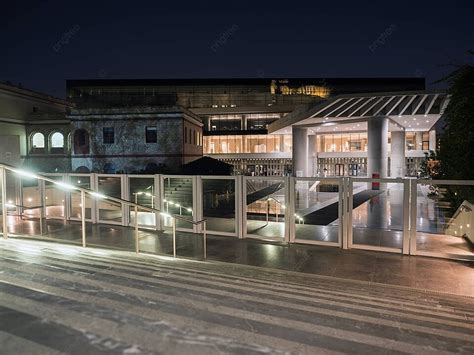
[269,91,450,134]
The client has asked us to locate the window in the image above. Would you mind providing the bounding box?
[32,133,45,148]
[103,127,114,144]
[185,127,188,144]
[51,132,64,148]
[146,126,157,143]
[74,129,89,154]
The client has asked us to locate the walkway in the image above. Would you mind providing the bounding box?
[5,218,474,297]
[0,238,473,354]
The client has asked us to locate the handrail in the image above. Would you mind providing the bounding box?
[0,163,207,259]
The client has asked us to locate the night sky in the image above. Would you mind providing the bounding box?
[1,0,472,98]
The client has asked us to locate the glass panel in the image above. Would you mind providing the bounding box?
[163,177,193,229]
[69,175,92,219]
[97,176,122,223]
[294,179,340,243]
[203,178,236,234]
[416,183,474,257]
[45,175,65,219]
[352,181,404,249]
[246,178,285,240]
[129,177,156,227]
[21,177,40,220]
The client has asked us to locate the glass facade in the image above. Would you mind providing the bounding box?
[317,133,368,153]
[204,134,292,154]
[204,113,284,132]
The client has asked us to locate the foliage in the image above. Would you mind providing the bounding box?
[437,54,474,180]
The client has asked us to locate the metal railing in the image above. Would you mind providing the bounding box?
[1,164,473,262]
[0,163,208,259]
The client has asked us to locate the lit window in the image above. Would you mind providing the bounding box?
[146,126,157,143]
[51,132,64,148]
[32,133,45,148]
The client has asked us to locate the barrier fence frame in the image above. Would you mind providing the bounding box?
[1,163,472,262]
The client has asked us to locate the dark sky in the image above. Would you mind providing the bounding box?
[1,0,472,98]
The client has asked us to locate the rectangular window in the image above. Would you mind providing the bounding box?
[146,126,157,143]
[184,127,188,143]
[103,127,114,144]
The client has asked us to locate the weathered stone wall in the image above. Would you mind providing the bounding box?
[70,111,186,173]
[24,121,72,172]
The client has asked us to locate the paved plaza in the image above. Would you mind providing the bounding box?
[0,238,473,354]
[4,217,474,296]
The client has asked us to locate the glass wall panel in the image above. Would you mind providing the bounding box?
[351,181,405,250]
[163,177,193,229]
[69,175,92,219]
[44,175,65,219]
[415,182,474,258]
[129,177,156,227]
[203,178,236,234]
[294,179,340,244]
[97,176,122,223]
[246,178,285,240]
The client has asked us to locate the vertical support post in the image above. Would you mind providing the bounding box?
[39,179,45,236]
[81,190,86,248]
[134,205,139,254]
[134,193,139,254]
[203,220,207,260]
[285,176,295,243]
[239,175,246,239]
[266,199,269,224]
[409,179,418,255]
[346,177,354,249]
[91,173,98,224]
[339,177,346,249]
[121,174,129,227]
[154,174,161,231]
[402,179,410,254]
[172,217,176,257]
[1,167,8,239]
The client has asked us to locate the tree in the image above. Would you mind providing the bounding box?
[436,55,474,210]
[437,54,474,180]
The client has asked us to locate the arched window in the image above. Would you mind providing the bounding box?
[51,132,64,148]
[31,132,45,153]
[50,132,65,153]
[73,129,89,154]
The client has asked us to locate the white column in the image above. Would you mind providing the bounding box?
[241,115,247,130]
[415,132,423,150]
[308,135,317,177]
[390,130,405,177]
[367,117,388,178]
[429,130,436,151]
[292,126,308,177]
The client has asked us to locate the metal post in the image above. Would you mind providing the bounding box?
[81,190,86,247]
[39,180,45,236]
[203,220,207,260]
[266,199,269,223]
[134,204,139,254]
[1,167,8,239]
[39,207,43,236]
[172,217,176,257]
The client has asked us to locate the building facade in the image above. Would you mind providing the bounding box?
[1,78,444,177]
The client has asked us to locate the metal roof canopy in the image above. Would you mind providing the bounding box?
[268,91,450,134]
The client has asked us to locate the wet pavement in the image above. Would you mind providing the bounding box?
[1,238,474,354]
[4,218,474,297]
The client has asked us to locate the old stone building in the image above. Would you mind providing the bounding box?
[69,106,203,173]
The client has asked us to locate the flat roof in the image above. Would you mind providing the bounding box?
[66,77,425,88]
